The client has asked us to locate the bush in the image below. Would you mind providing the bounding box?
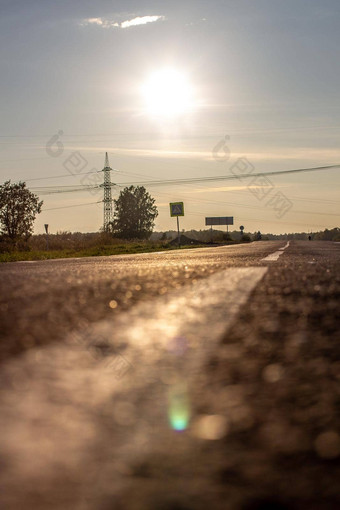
[241,234,251,243]
[223,232,233,242]
[28,231,122,251]
[0,236,14,253]
[0,235,30,253]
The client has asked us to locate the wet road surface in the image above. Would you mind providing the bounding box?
[0,241,339,509]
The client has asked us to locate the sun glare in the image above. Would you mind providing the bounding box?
[142,69,194,117]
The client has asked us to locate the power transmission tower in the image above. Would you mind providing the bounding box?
[101,152,113,231]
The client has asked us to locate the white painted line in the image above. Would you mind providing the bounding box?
[262,251,284,261]
[15,260,38,264]
[278,241,290,251]
[0,267,267,503]
[262,241,290,262]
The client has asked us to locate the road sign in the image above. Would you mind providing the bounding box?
[205,217,233,226]
[44,224,49,233]
[170,202,184,217]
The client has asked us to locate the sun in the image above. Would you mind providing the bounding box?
[141,69,194,117]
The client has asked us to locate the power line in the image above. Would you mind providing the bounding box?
[26,162,339,218]
[289,195,339,205]
[31,185,99,189]
[115,164,340,187]
[41,198,337,222]
[43,201,101,211]
[25,163,340,194]
[26,171,101,182]
[35,188,100,195]
[10,162,340,186]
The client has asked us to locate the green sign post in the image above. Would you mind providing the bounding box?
[169,202,184,247]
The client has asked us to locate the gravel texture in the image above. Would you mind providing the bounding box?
[0,241,339,509]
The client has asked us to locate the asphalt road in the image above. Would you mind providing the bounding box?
[0,241,339,510]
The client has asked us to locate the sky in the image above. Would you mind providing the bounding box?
[0,0,339,235]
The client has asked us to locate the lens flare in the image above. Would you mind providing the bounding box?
[168,381,190,431]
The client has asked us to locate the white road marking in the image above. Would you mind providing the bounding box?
[15,260,38,264]
[278,242,290,251]
[0,267,267,504]
[262,251,283,262]
[261,241,290,262]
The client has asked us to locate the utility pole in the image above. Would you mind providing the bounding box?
[101,152,113,231]
[44,224,49,250]
[177,216,180,248]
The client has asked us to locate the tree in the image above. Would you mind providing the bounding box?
[0,181,43,240]
[110,186,158,239]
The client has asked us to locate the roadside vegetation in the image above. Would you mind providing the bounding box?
[0,232,201,262]
[0,179,338,262]
[0,243,173,263]
[0,229,253,263]
[1,227,338,263]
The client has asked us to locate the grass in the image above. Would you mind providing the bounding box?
[0,242,204,263]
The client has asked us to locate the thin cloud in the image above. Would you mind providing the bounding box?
[121,15,164,28]
[181,185,278,195]
[84,18,105,26]
[81,15,164,29]
[63,146,340,163]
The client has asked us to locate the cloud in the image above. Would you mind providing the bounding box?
[181,185,276,194]
[65,146,340,163]
[81,15,164,29]
[85,18,104,26]
[120,15,164,28]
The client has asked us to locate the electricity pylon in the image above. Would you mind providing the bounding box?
[101,152,113,231]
